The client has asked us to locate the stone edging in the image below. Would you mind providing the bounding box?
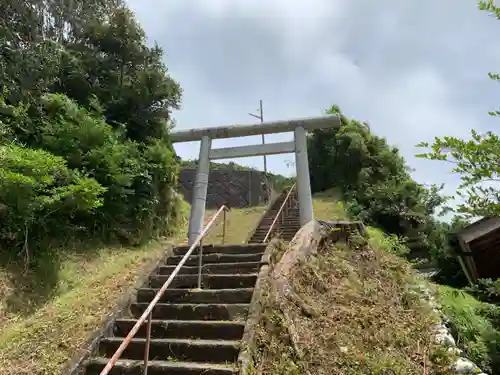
[410,283,488,375]
[237,243,273,375]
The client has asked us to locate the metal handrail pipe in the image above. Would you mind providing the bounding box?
[99,205,229,375]
[263,184,296,243]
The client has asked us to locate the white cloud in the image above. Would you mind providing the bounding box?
[127,0,500,203]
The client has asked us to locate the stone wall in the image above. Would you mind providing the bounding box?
[178,169,266,209]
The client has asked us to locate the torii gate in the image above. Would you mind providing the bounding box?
[170,115,341,245]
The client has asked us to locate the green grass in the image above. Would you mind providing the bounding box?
[203,205,267,244]
[313,190,350,221]
[436,285,500,373]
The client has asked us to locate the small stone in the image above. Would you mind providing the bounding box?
[434,333,456,347]
[451,357,478,374]
[430,323,447,333]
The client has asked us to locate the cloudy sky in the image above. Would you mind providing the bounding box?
[127,0,500,204]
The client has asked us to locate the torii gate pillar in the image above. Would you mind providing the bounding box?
[170,115,341,245]
[294,126,313,226]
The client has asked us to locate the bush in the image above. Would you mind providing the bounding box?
[0,93,181,253]
[0,143,105,254]
[437,285,500,373]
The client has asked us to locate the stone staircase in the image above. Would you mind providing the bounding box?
[83,243,267,375]
[248,189,300,243]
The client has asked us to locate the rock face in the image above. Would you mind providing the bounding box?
[178,169,267,209]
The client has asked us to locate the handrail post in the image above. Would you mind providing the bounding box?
[197,241,203,289]
[222,209,227,245]
[143,312,152,375]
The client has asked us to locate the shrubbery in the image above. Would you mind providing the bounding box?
[0,1,183,261]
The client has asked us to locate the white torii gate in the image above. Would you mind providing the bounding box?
[170,115,341,245]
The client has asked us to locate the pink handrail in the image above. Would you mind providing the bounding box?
[263,183,296,243]
[99,205,230,375]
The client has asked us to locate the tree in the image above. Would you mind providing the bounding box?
[308,105,445,237]
[416,2,500,218]
[0,1,183,257]
[416,131,500,217]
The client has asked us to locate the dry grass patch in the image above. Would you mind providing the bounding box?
[0,239,179,375]
[251,232,453,375]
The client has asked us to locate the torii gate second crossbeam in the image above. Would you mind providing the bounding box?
[170,115,341,245]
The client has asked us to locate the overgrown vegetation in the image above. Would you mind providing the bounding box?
[0,0,182,263]
[307,105,466,284]
[0,2,186,372]
[251,229,454,375]
[437,285,500,374]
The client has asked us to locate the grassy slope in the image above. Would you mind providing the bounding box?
[0,204,266,375]
[250,197,457,375]
[436,285,500,373]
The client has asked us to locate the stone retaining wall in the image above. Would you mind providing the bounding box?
[178,169,267,208]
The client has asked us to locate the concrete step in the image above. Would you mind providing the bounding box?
[137,288,254,304]
[250,233,296,242]
[148,274,258,289]
[130,303,249,321]
[113,319,245,340]
[252,228,300,234]
[98,337,239,363]
[258,218,301,223]
[85,359,237,375]
[166,253,263,266]
[158,261,262,276]
[173,244,266,256]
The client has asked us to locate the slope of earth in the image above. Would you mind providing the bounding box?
[0,204,266,375]
[251,228,455,375]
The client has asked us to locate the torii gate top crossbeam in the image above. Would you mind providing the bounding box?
[170,115,341,143]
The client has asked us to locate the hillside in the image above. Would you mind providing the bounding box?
[251,227,448,375]
[0,203,267,375]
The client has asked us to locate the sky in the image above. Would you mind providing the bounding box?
[127,0,500,206]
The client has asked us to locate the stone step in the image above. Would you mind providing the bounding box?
[129,303,249,321]
[158,261,262,276]
[85,359,237,375]
[137,288,254,304]
[258,218,301,223]
[148,274,258,289]
[166,253,263,266]
[173,244,266,256]
[252,228,300,234]
[113,319,245,340]
[250,233,296,242]
[98,337,239,363]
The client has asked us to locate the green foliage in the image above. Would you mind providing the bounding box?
[367,227,410,257]
[0,1,183,258]
[466,278,500,304]
[417,131,500,217]
[308,105,448,261]
[0,143,105,251]
[415,2,500,219]
[437,285,500,373]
